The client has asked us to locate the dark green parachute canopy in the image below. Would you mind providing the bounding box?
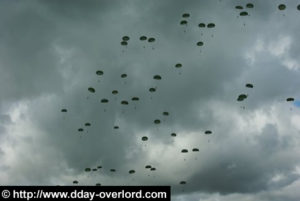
[121,73,127,78]
[96,183,101,186]
[153,75,162,80]
[122,36,130,41]
[207,23,215,28]
[142,136,148,141]
[97,166,102,169]
[96,70,103,76]
[88,87,95,93]
[181,149,188,153]
[197,41,204,46]
[150,167,156,171]
[61,109,67,112]
[171,133,177,137]
[110,169,116,172]
[121,100,129,105]
[298,5,300,10]
[85,168,91,172]
[92,168,97,171]
[180,20,188,25]
[85,123,91,127]
[163,111,169,116]
[182,13,190,18]
[101,98,109,103]
[112,90,118,95]
[240,11,248,16]
[246,3,254,8]
[246,83,254,88]
[113,126,119,129]
[278,4,286,10]
[175,63,182,68]
[286,97,294,102]
[78,128,84,132]
[73,180,79,184]
[192,148,199,152]
[132,97,139,101]
[180,181,187,185]
[145,165,151,169]
[121,41,128,46]
[149,87,156,92]
[148,38,155,43]
[140,36,147,41]
[237,94,247,101]
[198,23,206,27]
[154,119,161,124]
[235,5,243,9]
[205,130,212,134]
[129,170,135,174]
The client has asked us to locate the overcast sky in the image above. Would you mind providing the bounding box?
[1,0,300,200]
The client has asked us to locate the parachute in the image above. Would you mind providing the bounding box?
[198,23,206,28]
[141,136,148,141]
[149,88,156,92]
[96,70,103,76]
[175,63,182,68]
[78,128,84,132]
[129,170,135,174]
[148,38,155,43]
[97,166,102,169]
[192,148,199,152]
[197,41,204,46]
[110,169,116,172]
[298,5,300,10]
[121,74,127,78]
[237,94,247,101]
[150,167,156,171]
[85,168,91,172]
[73,180,79,184]
[140,36,147,41]
[286,98,294,102]
[246,3,254,8]
[96,183,101,186]
[122,36,130,41]
[121,41,128,46]
[154,119,161,124]
[182,13,190,18]
[101,99,109,103]
[180,20,188,25]
[162,112,169,116]
[121,100,129,105]
[207,23,215,28]
[113,126,119,129]
[112,90,118,95]
[246,83,254,88]
[180,181,186,185]
[278,4,286,10]
[61,109,67,112]
[240,11,248,16]
[205,130,212,134]
[145,165,151,169]
[132,97,139,101]
[92,168,97,171]
[85,123,91,127]
[153,75,162,80]
[181,149,188,153]
[171,133,177,137]
[88,87,95,93]
[235,6,243,9]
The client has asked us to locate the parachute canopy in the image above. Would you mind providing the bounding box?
[171,133,177,137]
[181,149,188,153]
[101,99,109,103]
[205,130,212,134]
[85,123,91,127]
[141,136,148,141]
[73,180,79,184]
[153,75,162,80]
[163,112,169,116]
[88,87,95,93]
[140,36,147,41]
[96,70,103,75]
[78,128,84,132]
[180,20,188,25]
[112,90,118,95]
[198,23,206,27]
[121,41,128,46]
[175,63,182,68]
[197,41,204,46]
[286,98,294,102]
[145,165,151,169]
[246,3,254,8]
[149,88,156,92]
[207,23,215,28]
[129,170,135,174]
[122,36,130,41]
[182,13,190,18]
[85,168,91,172]
[121,100,129,105]
[192,148,199,152]
[148,38,155,43]
[154,119,161,124]
[61,109,67,112]
[132,97,139,101]
[235,6,243,9]
[278,4,286,10]
[240,11,248,16]
[121,73,127,78]
[246,83,254,88]
[237,94,247,101]
[180,181,187,185]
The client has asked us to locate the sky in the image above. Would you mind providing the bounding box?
[1,0,300,200]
